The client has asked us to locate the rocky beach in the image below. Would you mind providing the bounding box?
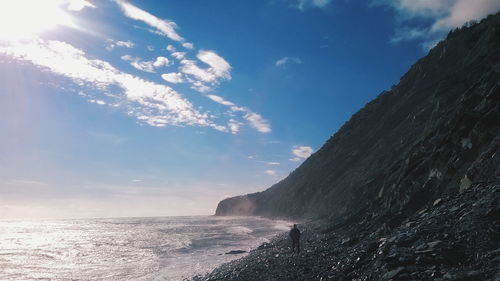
[194,183,498,280]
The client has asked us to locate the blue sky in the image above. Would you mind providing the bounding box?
[1,0,499,218]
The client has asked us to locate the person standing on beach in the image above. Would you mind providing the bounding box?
[289,224,301,254]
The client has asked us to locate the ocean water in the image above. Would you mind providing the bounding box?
[0,216,290,281]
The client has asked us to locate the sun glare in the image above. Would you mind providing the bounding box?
[0,0,75,40]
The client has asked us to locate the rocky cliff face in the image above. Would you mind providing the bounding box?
[216,13,500,222]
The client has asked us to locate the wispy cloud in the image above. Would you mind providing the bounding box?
[244,112,272,133]
[290,145,314,161]
[66,0,96,11]
[166,45,176,52]
[265,170,277,175]
[227,119,242,134]
[197,50,231,80]
[179,59,217,83]
[116,0,184,42]
[207,95,235,106]
[171,51,187,60]
[182,42,194,49]
[161,72,185,84]
[257,161,281,165]
[275,56,302,66]
[88,99,107,105]
[291,0,332,11]
[430,0,500,32]
[0,39,213,129]
[121,55,171,72]
[206,94,272,133]
[106,39,135,50]
[175,50,231,93]
[116,40,134,48]
[374,0,500,49]
[389,27,427,43]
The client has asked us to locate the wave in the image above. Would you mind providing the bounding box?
[226,226,253,235]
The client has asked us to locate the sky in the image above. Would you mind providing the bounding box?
[1,0,499,219]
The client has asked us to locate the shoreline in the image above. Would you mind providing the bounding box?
[191,183,499,280]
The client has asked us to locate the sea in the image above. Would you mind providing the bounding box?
[0,216,290,281]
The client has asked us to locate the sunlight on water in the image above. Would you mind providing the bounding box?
[0,216,290,281]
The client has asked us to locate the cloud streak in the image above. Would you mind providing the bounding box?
[0,39,213,129]
[106,39,135,50]
[206,94,272,133]
[66,0,95,11]
[275,56,302,66]
[116,0,184,42]
[244,112,272,133]
[292,0,332,11]
[161,72,185,84]
[290,145,314,161]
[375,0,500,48]
[121,55,170,73]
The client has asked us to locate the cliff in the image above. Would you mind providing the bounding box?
[216,13,500,222]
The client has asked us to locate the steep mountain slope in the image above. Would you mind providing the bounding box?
[216,13,500,221]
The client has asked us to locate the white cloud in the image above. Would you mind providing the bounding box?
[0,39,214,129]
[390,27,427,43]
[66,0,95,11]
[257,161,281,165]
[230,106,246,112]
[244,112,271,133]
[207,95,235,106]
[121,55,170,73]
[171,52,186,60]
[182,42,194,49]
[291,145,314,160]
[121,55,155,72]
[293,0,332,10]
[375,0,500,48]
[374,0,452,18]
[197,50,231,80]
[166,45,176,52]
[88,99,106,105]
[116,40,134,48]
[205,95,272,134]
[106,39,135,50]
[120,54,132,60]
[431,0,500,32]
[275,56,302,66]
[161,72,184,84]
[227,119,241,134]
[180,59,216,83]
[116,0,184,42]
[153,56,170,68]
[265,170,277,175]
[190,81,212,93]
[176,50,231,93]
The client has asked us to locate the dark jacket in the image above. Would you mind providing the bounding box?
[290,228,300,241]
